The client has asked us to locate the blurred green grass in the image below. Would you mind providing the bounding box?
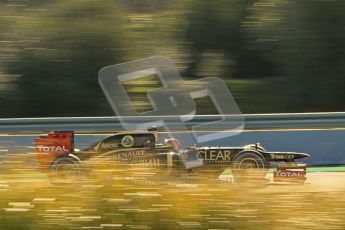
[1,167,345,230]
[1,153,345,229]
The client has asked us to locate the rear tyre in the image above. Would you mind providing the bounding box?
[49,156,83,185]
[232,152,269,184]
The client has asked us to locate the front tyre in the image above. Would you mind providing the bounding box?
[232,152,269,183]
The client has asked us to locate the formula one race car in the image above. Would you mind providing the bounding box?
[35,130,310,183]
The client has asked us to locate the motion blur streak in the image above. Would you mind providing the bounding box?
[1,159,345,230]
[0,0,345,117]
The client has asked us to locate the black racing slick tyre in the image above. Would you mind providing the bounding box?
[232,152,269,184]
[49,156,83,185]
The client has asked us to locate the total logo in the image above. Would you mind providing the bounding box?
[37,145,68,152]
[276,171,305,177]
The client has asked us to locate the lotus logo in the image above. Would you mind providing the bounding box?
[121,135,134,148]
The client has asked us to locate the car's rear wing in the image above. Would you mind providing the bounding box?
[35,131,74,171]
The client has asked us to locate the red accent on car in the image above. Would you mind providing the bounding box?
[273,168,306,182]
[35,131,74,171]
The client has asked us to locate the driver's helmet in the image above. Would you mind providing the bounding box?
[165,138,182,151]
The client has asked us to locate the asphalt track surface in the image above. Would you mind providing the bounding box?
[0,128,345,229]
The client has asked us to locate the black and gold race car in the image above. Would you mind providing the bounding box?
[35,130,309,183]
